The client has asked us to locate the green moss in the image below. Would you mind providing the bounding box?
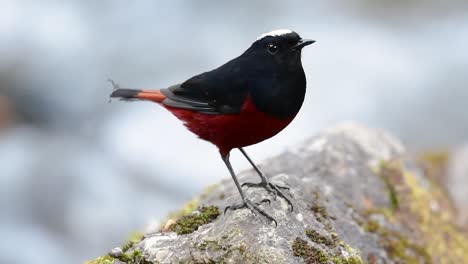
[305,193,363,263]
[340,244,363,264]
[164,184,220,225]
[312,191,320,200]
[307,229,362,263]
[169,206,220,235]
[194,239,254,263]
[117,249,152,264]
[418,150,452,203]
[368,160,468,263]
[292,237,329,264]
[85,255,115,264]
[305,229,337,247]
[419,150,449,172]
[311,201,329,221]
[399,169,468,263]
[330,232,338,240]
[197,240,223,251]
[86,232,147,264]
[378,161,400,211]
[293,235,362,264]
[378,227,432,264]
[311,190,337,234]
[122,231,144,252]
[331,256,363,264]
[364,220,380,233]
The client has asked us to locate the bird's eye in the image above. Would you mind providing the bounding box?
[267,43,279,55]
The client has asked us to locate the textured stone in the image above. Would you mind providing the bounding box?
[87,122,468,264]
[448,144,468,226]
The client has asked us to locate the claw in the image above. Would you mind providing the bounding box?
[271,190,278,200]
[244,182,278,200]
[277,185,290,191]
[242,180,294,212]
[224,199,277,226]
[224,206,231,215]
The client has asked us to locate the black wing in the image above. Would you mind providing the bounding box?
[161,58,249,114]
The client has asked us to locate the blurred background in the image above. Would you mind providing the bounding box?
[1,0,467,263]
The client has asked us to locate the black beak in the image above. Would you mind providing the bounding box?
[292,39,316,50]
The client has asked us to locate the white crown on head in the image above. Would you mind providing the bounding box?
[256,29,294,41]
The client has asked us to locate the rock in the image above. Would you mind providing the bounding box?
[448,144,468,226]
[108,247,123,258]
[87,122,468,264]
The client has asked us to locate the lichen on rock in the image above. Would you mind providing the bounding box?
[292,237,330,263]
[86,123,468,264]
[86,255,116,264]
[362,160,468,263]
[168,205,220,235]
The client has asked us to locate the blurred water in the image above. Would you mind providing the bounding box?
[1,1,467,263]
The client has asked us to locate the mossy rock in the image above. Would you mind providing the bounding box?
[86,123,468,264]
[169,205,220,235]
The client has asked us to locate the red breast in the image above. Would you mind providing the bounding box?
[164,96,294,155]
[119,89,294,154]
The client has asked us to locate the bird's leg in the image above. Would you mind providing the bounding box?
[239,148,293,211]
[221,151,277,226]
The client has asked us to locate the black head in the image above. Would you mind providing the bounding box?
[242,29,315,71]
[240,30,314,118]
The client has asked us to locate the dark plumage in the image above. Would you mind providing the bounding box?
[110,29,314,225]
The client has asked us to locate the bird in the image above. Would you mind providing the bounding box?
[109,29,314,225]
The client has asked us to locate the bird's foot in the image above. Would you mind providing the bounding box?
[242,180,293,211]
[224,198,277,226]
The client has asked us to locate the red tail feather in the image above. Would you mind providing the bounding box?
[111,89,166,103]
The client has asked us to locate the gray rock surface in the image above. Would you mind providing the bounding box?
[448,144,468,226]
[88,123,468,264]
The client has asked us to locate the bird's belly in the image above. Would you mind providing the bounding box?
[165,97,295,154]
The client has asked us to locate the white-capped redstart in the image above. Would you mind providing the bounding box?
[110,29,314,225]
